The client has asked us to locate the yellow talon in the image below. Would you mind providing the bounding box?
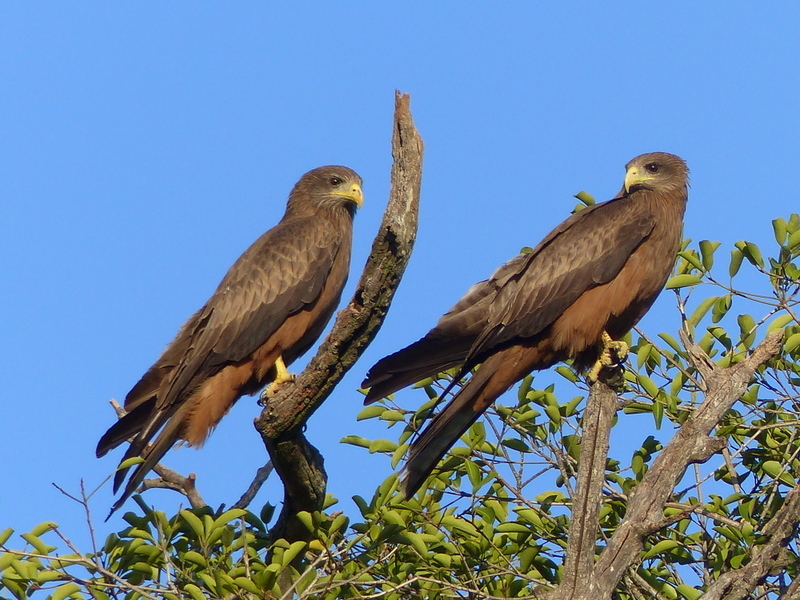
[264,355,296,398]
[587,331,629,383]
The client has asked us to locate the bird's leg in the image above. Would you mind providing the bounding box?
[586,331,629,384]
[263,355,296,399]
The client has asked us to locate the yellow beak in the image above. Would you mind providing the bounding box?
[335,183,364,207]
[624,167,654,193]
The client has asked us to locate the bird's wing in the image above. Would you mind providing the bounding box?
[465,197,655,366]
[156,214,343,409]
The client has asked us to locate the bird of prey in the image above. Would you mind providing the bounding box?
[362,152,688,497]
[98,166,363,514]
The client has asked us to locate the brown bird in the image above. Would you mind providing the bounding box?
[363,152,688,497]
[98,166,363,514]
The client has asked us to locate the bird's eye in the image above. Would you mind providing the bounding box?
[645,163,660,174]
[329,176,343,186]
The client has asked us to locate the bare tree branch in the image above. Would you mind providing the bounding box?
[702,484,800,600]
[254,91,424,542]
[542,380,618,600]
[141,465,206,509]
[232,462,274,510]
[590,331,784,597]
[107,398,208,510]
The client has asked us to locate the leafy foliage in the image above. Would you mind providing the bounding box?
[4,214,800,599]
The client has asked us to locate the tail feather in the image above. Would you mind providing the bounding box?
[363,335,471,404]
[402,362,499,498]
[96,399,157,458]
[108,416,186,515]
[402,344,550,498]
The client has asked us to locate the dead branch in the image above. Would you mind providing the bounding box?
[107,398,207,510]
[141,465,206,510]
[254,91,424,543]
[233,462,275,510]
[542,380,618,599]
[591,331,783,597]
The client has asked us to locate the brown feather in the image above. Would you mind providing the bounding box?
[363,152,689,497]
[99,165,362,515]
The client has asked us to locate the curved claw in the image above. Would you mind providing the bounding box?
[262,355,296,400]
[587,331,629,383]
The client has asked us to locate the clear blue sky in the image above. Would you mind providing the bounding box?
[2,3,798,547]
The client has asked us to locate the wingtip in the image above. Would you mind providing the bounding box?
[400,467,425,500]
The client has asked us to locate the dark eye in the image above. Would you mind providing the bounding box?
[329,176,343,186]
[645,163,660,174]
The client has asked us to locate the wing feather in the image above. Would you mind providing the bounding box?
[465,196,655,364]
[156,214,342,408]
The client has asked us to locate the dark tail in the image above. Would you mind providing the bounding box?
[402,362,499,497]
[401,344,546,498]
[362,335,471,404]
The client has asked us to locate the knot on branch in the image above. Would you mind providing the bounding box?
[688,436,726,464]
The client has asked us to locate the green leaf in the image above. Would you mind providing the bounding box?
[51,583,82,600]
[544,403,561,427]
[182,551,207,568]
[735,240,765,268]
[0,528,13,547]
[676,584,703,600]
[36,570,64,584]
[368,439,398,453]
[401,532,428,555]
[496,522,531,534]
[653,395,664,429]
[380,410,406,422]
[761,460,795,485]
[212,508,247,530]
[0,552,17,570]
[295,511,314,533]
[555,365,578,382]
[118,456,145,470]
[340,435,371,448]
[183,583,207,600]
[20,533,56,555]
[29,522,57,537]
[658,333,683,355]
[788,228,800,250]
[234,577,262,595]
[767,313,794,332]
[709,325,732,350]
[642,539,681,559]
[773,218,788,244]
[729,248,744,277]
[688,296,718,327]
[502,438,531,452]
[356,405,385,421]
[281,540,308,567]
[699,239,721,270]
[432,552,452,568]
[712,295,732,323]
[666,274,702,289]
[180,510,206,540]
[517,374,533,402]
[737,313,757,347]
[678,250,704,272]
[637,374,660,399]
[260,502,276,525]
[785,332,800,354]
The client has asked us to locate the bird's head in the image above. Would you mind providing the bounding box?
[623,152,689,196]
[289,166,364,215]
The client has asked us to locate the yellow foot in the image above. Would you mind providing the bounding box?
[262,355,296,401]
[587,331,629,384]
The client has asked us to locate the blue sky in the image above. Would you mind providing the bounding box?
[2,3,799,548]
